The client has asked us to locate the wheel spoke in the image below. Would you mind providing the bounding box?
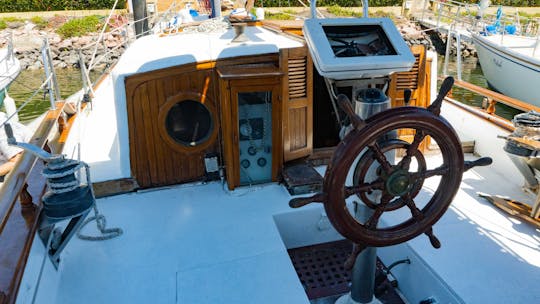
[399,130,426,170]
[365,208,384,229]
[345,180,384,198]
[368,142,393,173]
[411,165,449,180]
[404,195,425,221]
[364,194,392,229]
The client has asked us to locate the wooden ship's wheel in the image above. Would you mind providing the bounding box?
[290,77,492,265]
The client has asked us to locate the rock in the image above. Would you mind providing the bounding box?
[105,40,117,48]
[77,36,92,46]
[50,48,59,59]
[7,21,24,29]
[13,35,42,51]
[29,61,42,70]
[65,53,80,65]
[57,39,73,50]
[56,62,68,69]
[24,22,36,31]
[49,35,62,44]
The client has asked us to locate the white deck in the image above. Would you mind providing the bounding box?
[17,151,540,303]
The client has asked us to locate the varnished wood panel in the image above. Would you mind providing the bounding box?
[0,103,66,304]
[125,55,280,188]
[388,45,431,151]
[290,107,308,150]
[126,69,220,188]
[262,20,305,37]
[281,46,313,162]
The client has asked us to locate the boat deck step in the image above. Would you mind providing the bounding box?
[282,163,323,196]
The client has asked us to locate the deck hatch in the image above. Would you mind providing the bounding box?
[288,240,352,300]
[288,240,405,303]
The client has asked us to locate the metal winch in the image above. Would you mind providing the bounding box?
[41,158,94,220]
[4,124,121,268]
[503,111,540,190]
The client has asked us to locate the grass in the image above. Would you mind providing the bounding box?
[265,11,296,20]
[56,15,102,38]
[1,16,23,22]
[327,5,362,17]
[326,5,396,20]
[30,16,48,29]
[0,16,24,29]
[518,11,540,18]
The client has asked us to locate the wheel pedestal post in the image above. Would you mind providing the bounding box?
[336,203,381,304]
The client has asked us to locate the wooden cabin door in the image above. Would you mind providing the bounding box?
[125,68,220,188]
[217,65,283,190]
[280,46,313,162]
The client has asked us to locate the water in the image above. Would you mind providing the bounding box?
[8,56,520,123]
[7,68,101,123]
[437,54,522,120]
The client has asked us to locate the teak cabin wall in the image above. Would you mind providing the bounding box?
[126,67,220,188]
[125,54,282,188]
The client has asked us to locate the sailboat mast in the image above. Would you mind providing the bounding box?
[132,0,149,37]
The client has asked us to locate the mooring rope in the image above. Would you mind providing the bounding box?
[76,163,123,241]
[181,18,231,34]
[77,203,123,241]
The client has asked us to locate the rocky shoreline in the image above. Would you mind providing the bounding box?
[1,20,127,70]
[0,16,476,71]
[396,16,476,58]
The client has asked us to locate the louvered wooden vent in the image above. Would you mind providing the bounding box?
[288,57,307,99]
[395,53,420,90]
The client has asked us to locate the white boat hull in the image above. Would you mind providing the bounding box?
[472,33,540,106]
[0,47,21,91]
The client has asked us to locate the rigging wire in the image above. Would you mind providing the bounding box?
[0,73,53,129]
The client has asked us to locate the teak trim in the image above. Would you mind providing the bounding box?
[0,102,66,304]
[452,78,540,113]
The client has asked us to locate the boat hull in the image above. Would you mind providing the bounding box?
[472,33,540,106]
[0,47,21,105]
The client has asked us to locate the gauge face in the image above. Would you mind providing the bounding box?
[240,123,253,137]
[241,159,251,168]
[257,157,267,167]
[248,146,257,156]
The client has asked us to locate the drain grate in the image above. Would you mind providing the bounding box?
[288,240,405,303]
[288,240,352,300]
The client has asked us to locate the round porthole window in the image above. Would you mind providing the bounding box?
[165,100,213,147]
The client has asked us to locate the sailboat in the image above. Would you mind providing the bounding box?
[472,4,540,106]
[0,34,21,107]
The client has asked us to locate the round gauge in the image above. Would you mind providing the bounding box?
[241,159,251,169]
[240,123,252,137]
[257,157,267,167]
[248,146,257,156]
